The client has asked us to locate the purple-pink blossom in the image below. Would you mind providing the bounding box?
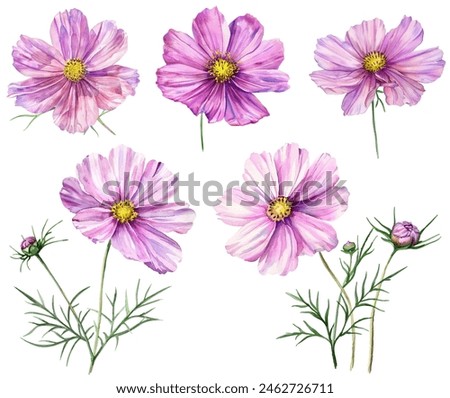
[214,143,349,275]
[60,145,195,274]
[391,221,420,247]
[310,16,445,115]
[8,9,139,133]
[156,7,289,126]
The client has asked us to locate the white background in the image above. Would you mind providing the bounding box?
[1,0,448,397]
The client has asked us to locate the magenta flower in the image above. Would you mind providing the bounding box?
[311,16,444,115]
[391,221,420,247]
[8,9,139,133]
[214,143,349,275]
[60,145,195,274]
[156,7,289,129]
[310,16,444,158]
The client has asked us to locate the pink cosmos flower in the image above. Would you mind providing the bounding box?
[156,7,289,126]
[214,143,349,275]
[60,145,195,274]
[310,16,445,115]
[8,9,139,133]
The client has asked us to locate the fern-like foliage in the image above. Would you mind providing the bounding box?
[279,230,406,368]
[16,286,93,365]
[16,281,169,367]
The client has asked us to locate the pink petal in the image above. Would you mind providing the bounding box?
[274,144,309,198]
[215,186,268,227]
[341,74,377,115]
[86,65,139,110]
[297,186,349,221]
[227,14,264,59]
[156,63,213,115]
[162,29,209,69]
[225,216,276,262]
[137,203,195,234]
[224,84,269,125]
[239,39,285,70]
[313,34,361,71]
[76,151,119,204]
[106,145,146,201]
[52,80,99,132]
[310,69,365,94]
[379,69,425,106]
[72,207,117,243]
[294,153,338,201]
[290,212,338,256]
[8,76,66,114]
[202,82,226,122]
[381,16,423,61]
[84,20,128,70]
[389,48,445,83]
[111,220,182,274]
[12,35,64,77]
[345,18,386,58]
[233,69,289,93]
[243,150,278,202]
[135,159,178,206]
[60,177,100,213]
[257,223,298,276]
[192,7,230,55]
[50,9,90,60]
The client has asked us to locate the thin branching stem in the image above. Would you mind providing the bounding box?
[35,254,93,359]
[319,253,356,370]
[89,240,112,374]
[368,250,396,373]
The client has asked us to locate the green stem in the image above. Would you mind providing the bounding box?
[200,113,205,152]
[368,250,396,373]
[333,253,354,344]
[96,115,116,135]
[319,253,355,370]
[330,342,338,369]
[89,240,112,374]
[35,254,94,359]
[371,100,380,159]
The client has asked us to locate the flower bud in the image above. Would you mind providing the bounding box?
[342,241,356,254]
[20,236,39,255]
[390,222,420,248]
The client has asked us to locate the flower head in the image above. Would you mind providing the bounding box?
[60,145,195,274]
[311,16,445,115]
[342,241,357,254]
[8,9,139,133]
[369,212,440,251]
[11,221,66,270]
[391,221,420,248]
[20,236,37,252]
[156,7,289,126]
[214,143,349,275]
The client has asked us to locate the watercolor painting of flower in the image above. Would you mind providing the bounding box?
[310,16,445,158]
[8,9,139,133]
[60,145,195,274]
[156,7,289,150]
[214,143,349,275]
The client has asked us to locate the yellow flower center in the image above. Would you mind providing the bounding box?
[363,51,387,73]
[266,196,293,222]
[111,200,138,223]
[63,58,86,82]
[207,52,238,83]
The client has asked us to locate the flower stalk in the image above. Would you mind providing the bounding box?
[89,240,112,374]
[319,253,356,369]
